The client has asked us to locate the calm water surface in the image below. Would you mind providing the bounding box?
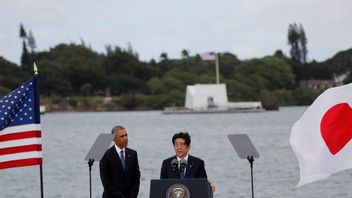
[1,106,352,198]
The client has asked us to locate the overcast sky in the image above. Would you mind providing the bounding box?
[0,0,351,64]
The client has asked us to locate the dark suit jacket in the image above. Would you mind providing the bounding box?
[160,155,207,179]
[100,146,140,198]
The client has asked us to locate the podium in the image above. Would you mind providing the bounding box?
[150,178,213,198]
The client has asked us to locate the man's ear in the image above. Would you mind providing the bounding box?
[113,134,117,140]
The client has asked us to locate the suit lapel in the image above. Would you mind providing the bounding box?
[125,148,130,174]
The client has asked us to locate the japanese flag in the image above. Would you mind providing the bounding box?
[290,83,352,187]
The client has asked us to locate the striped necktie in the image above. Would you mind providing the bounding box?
[120,150,126,171]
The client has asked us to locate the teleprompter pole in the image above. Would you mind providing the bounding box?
[88,159,95,198]
[247,156,254,198]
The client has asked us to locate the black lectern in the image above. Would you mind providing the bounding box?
[150,178,213,198]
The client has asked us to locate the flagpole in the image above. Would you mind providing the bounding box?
[40,165,44,198]
[34,62,44,198]
[215,53,220,84]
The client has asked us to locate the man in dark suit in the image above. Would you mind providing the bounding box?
[100,126,140,198]
[160,132,215,192]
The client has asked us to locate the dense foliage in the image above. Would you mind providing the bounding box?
[1,43,351,110]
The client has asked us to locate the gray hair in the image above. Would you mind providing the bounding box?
[111,125,125,134]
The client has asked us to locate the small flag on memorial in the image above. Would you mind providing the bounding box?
[200,52,217,61]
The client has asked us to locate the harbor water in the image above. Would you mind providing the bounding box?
[1,106,352,198]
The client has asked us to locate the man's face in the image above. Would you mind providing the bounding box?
[173,138,190,159]
[114,129,128,149]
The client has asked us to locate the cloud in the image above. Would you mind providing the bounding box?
[0,0,351,64]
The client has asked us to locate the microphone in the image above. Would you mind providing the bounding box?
[179,159,187,172]
[171,159,179,172]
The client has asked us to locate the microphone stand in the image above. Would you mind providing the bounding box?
[88,159,95,198]
[247,156,254,198]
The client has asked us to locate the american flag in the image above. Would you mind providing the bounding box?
[0,76,42,169]
[200,52,217,61]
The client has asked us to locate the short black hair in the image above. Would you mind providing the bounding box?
[172,132,191,146]
[111,125,125,134]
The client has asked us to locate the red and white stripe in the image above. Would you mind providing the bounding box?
[0,124,42,169]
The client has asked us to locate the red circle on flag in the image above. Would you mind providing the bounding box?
[321,102,352,155]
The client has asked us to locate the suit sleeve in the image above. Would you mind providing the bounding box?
[129,151,140,198]
[197,160,208,178]
[160,160,168,179]
[99,153,126,198]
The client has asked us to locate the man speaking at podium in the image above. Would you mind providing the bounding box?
[160,132,215,192]
[100,126,140,198]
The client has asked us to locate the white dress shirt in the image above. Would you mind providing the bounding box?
[114,144,125,160]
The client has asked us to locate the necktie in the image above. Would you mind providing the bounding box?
[120,150,126,171]
[180,168,185,179]
[180,170,185,179]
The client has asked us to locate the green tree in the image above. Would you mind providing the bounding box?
[288,23,308,64]
[27,30,36,53]
[36,44,106,96]
[0,57,27,96]
[20,41,31,73]
[19,24,32,74]
[288,23,301,63]
[160,52,168,61]
[19,23,27,38]
[147,77,166,94]
[36,60,74,96]
[306,60,335,79]
[299,24,308,64]
[80,83,92,96]
[325,48,352,74]
[181,49,189,59]
[103,49,156,94]
[226,79,258,101]
[234,56,294,99]
[217,53,241,79]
